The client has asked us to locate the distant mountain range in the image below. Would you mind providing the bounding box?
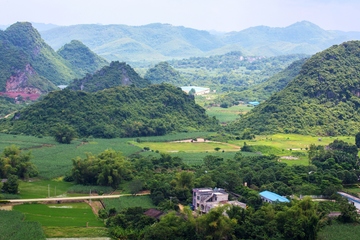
[37,21,360,62]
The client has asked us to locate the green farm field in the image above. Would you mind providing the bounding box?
[18,179,76,199]
[14,202,104,227]
[0,132,357,180]
[13,203,107,238]
[102,195,155,212]
[133,140,241,153]
[318,223,360,240]
[233,133,355,150]
[206,105,253,123]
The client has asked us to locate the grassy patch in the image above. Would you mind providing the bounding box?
[13,202,104,227]
[206,105,252,123]
[102,195,155,212]
[230,134,354,166]
[43,226,109,238]
[134,141,241,153]
[318,223,360,240]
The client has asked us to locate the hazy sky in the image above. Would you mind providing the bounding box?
[1,0,360,32]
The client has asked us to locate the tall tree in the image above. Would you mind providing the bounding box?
[0,145,38,179]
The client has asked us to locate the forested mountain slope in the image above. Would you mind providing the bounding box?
[0,22,108,98]
[144,62,184,85]
[232,41,360,136]
[67,61,150,92]
[40,21,360,62]
[57,40,108,77]
[2,84,218,138]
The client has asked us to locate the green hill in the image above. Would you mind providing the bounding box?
[3,84,218,138]
[0,22,111,95]
[3,22,77,86]
[144,62,184,85]
[67,61,150,92]
[57,40,108,76]
[232,41,360,136]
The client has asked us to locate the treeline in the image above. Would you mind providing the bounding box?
[1,84,219,138]
[103,197,352,240]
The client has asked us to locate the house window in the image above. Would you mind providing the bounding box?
[197,196,200,200]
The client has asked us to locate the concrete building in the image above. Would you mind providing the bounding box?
[193,188,246,213]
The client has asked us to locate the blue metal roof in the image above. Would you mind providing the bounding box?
[248,101,260,106]
[259,191,290,203]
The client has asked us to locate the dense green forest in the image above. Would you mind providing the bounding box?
[231,41,360,136]
[0,84,219,138]
[57,39,108,76]
[67,61,150,92]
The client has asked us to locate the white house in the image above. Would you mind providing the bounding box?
[193,188,246,213]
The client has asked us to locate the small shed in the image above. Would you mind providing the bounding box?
[259,191,290,203]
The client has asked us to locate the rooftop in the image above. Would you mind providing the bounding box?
[260,191,290,203]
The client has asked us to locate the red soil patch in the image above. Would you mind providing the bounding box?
[0,92,40,101]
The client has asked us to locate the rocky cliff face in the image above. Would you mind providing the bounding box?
[6,64,42,94]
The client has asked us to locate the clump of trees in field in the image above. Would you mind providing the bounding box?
[0,145,38,194]
[71,149,133,188]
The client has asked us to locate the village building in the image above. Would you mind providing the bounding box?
[193,188,246,213]
[259,190,290,203]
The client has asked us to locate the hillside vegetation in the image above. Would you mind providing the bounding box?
[57,39,108,76]
[0,22,110,93]
[67,61,151,92]
[1,84,219,138]
[144,62,184,85]
[232,41,360,135]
